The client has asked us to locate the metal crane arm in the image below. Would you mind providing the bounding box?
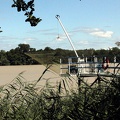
[56,15,79,58]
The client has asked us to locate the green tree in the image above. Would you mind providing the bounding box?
[30,48,36,52]
[0,50,10,65]
[44,47,54,52]
[18,43,30,53]
[6,44,38,65]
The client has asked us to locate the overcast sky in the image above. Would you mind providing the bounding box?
[0,0,120,51]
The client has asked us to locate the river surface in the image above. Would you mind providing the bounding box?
[0,65,60,86]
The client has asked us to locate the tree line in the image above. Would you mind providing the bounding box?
[0,44,38,65]
[0,44,119,65]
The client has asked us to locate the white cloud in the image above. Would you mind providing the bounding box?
[23,41,27,44]
[82,28,113,38]
[24,37,37,41]
[90,30,113,38]
[78,40,89,45]
[72,27,113,38]
[0,36,18,41]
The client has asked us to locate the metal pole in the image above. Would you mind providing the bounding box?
[60,58,62,75]
[55,15,79,58]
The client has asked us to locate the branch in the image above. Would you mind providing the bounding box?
[0,27,2,32]
[11,0,42,26]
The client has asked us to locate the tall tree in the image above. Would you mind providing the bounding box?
[18,43,30,53]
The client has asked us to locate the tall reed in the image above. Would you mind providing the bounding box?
[0,64,119,119]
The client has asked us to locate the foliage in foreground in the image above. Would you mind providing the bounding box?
[0,67,120,119]
[12,0,41,26]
